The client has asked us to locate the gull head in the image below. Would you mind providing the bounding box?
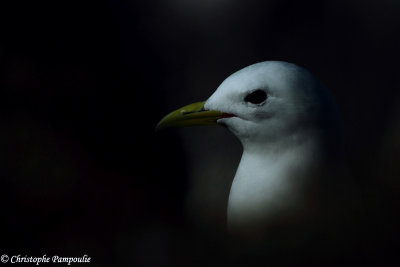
[205,61,339,148]
[157,61,340,151]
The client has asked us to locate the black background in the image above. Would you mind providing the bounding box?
[0,0,399,266]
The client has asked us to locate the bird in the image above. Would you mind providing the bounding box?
[156,62,400,266]
[156,61,356,263]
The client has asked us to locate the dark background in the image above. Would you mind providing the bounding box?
[0,0,399,266]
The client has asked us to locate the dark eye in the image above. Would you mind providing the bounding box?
[244,90,267,104]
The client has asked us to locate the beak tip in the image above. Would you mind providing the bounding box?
[154,122,164,132]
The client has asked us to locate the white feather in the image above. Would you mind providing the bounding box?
[204,61,343,233]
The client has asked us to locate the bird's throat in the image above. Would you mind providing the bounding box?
[227,139,324,234]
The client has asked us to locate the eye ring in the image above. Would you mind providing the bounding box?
[244,89,267,105]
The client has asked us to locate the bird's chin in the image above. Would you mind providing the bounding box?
[217,118,229,127]
[217,115,235,126]
[217,116,243,132]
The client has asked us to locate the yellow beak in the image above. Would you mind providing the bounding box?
[156,101,231,131]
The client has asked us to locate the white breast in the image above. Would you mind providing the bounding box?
[227,136,323,232]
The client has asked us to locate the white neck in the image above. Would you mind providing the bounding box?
[227,132,327,233]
